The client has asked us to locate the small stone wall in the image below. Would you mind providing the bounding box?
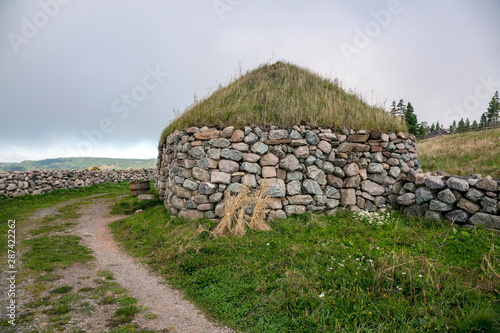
[395,173,500,230]
[155,125,421,220]
[0,169,154,198]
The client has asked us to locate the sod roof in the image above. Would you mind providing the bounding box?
[160,61,406,144]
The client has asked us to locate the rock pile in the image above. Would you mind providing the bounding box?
[396,173,500,230]
[155,125,421,220]
[0,169,154,198]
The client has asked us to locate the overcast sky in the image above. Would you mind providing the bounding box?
[1,0,499,163]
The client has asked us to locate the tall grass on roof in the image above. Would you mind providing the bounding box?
[160,61,406,145]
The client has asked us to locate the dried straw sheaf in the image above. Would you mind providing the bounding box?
[212,180,272,237]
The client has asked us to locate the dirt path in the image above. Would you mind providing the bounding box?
[1,195,233,332]
[75,200,232,333]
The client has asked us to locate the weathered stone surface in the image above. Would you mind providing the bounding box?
[266,178,286,197]
[242,153,260,163]
[230,130,245,142]
[340,188,356,206]
[344,175,361,188]
[388,167,401,179]
[322,161,334,174]
[397,193,416,206]
[288,195,314,205]
[196,158,218,170]
[344,163,360,177]
[268,129,289,140]
[183,179,199,191]
[306,166,326,185]
[302,179,322,195]
[457,198,481,214]
[361,180,385,196]
[198,182,217,195]
[208,138,230,148]
[221,148,243,161]
[242,174,257,187]
[287,171,303,181]
[244,132,259,144]
[258,166,274,178]
[173,186,192,199]
[290,139,307,147]
[415,187,434,204]
[265,139,292,145]
[289,129,302,140]
[429,199,454,212]
[266,198,283,209]
[193,195,208,204]
[317,140,332,154]
[241,162,261,174]
[437,188,457,204]
[232,143,250,151]
[192,167,210,181]
[367,163,384,174]
[445,209,469,224]
[268,210,287,220]
[337,142,370,153]
[294,146,310,159]
[178,209,205,220]
[481,196,498,214]
[347,134,369,143]
[251,142,269,155]
[326,175,343,189]
[170,195,186,210]
[469,212,500,229]
[197,203,214,211]
[476,176,498,192]
[424,176,446,190]
[221,126,234,138]
[285,205,306,215]
[305,130,319,145]
[188,146,206,159]
[137,194,155,202]
[177,167,192,178]
[260,153,279,166]
[280,155,302,171]
[447,177,469,192]
[194,130,219,140]
[287,180,302,195]
[465,187,485,203]
[219,159,240,173]
[207,149,221,160]
[211,172,231,184]
[209,192,223,203]
[402,203,429,217]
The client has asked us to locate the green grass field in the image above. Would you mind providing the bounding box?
[418,128,500,178]
[111,202,500,332]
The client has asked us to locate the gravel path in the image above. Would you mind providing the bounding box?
[75,200,233,333]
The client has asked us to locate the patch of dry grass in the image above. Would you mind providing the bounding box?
[417,128,500,178]
[160,61,406,145]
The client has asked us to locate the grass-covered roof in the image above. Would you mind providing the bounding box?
[160,61,406,144]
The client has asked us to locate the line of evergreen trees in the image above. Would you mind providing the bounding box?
[390,91,499,137]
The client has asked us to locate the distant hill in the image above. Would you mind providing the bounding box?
[0,157,156,172]
[417,128,500,178]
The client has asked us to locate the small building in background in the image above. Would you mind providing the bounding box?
[429,125,452,137]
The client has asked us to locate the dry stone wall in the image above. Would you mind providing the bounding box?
[395,173,500,230]
[155,125,420,220]
[0,169,154,198]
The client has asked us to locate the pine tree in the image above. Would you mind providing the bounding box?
[436,121,440,129]
[480,113,488,129]
[429,123,436,132]
[390,101,398,117]
[457,118,465,132]
[404,102,418,135]
[418,121,428,137]
[471,120,479,131]
[486,91,499,125]
[396,99,406,119]
[465,118,470,131]
[452,120,457,133]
